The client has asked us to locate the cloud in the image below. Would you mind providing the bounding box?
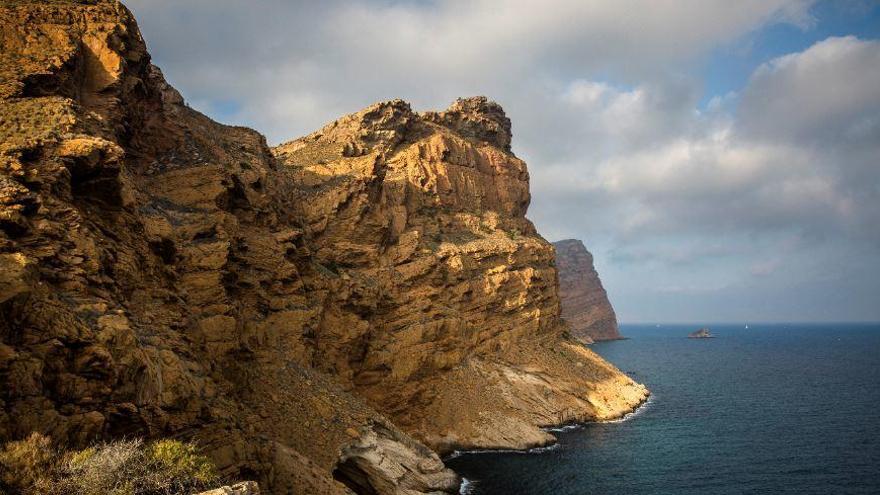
[533,36,880,246]
[523,35,880,321]
[738,36,880,143]
[126,0,815,142]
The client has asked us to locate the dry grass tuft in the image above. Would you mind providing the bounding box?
[0,433,220,495]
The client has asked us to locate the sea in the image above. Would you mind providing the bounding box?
[446,323,880,494]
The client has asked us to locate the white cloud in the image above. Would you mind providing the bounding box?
[738,36,880,143]
[525,35,880,321]
[533,36,880,245]
[126,0,815,142]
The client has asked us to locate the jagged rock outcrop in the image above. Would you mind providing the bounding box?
[273,101,646,452]
[553,239,622,343]
[0,1,646,493]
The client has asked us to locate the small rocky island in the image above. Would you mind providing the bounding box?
[688,328,714,339]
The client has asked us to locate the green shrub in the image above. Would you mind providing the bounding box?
[0,434,219,495]
[146,439,218,490]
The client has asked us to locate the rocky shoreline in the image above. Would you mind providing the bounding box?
[443,390,652,461]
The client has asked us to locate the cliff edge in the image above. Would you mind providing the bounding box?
[274,98,647,453]
[553,239,622,343]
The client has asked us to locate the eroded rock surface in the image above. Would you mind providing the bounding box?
[274,101,646,452]
[553,239,622,343]
[1,1,646,493]
[0,2,455,493]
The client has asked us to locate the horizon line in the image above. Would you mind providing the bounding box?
[618,321,880,326]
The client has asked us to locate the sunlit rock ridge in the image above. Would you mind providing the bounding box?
[0,1,647,493]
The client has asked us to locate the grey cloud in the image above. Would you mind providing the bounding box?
[126,0,814,143]
[534,37,880,246]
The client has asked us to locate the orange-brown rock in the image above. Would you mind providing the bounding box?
[273,100,646,452]
[1,1,646,493]
[0,2,456,493]
[553,239,622,343]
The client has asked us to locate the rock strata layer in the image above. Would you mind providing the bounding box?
[553,239,622,343]
[273,100,647,453]
[0,2,646,493]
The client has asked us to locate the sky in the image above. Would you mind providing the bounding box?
[125,0,880,324]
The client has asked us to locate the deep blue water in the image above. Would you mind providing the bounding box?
[446,324,880,494]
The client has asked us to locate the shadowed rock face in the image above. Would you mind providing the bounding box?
[553,239,622,343]
[0,1,646,493]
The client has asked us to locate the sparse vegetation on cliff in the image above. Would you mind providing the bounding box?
[0,434,218,495]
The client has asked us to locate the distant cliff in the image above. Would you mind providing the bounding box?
[553,240,622,343]
[0,2,646,493]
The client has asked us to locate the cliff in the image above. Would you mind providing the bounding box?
[273,98,647,453]
[553,240,622,343]
[0,2,646,493]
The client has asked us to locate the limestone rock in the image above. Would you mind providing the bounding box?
[275,102,646,453]
[0,253,33,304]
[553,239,622,343]
[422,96,513,152]
[196,481,260,495]
[0,1,646,494]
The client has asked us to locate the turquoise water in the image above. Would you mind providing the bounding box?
[446,324,880,494]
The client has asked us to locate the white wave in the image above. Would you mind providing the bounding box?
[459,477,475,494]
[599,394,655,424]
[444,398,654,463]
[544,422,585,433]
[540,394,655,433]
[445,442,561,460]
[526,443,561,454]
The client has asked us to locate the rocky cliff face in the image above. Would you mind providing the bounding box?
[273,98,647,453]
[553,240,622,343]
[0,2,646,493]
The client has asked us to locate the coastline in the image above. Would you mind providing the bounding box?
[584,336,630,344]
[443,391,652,462]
